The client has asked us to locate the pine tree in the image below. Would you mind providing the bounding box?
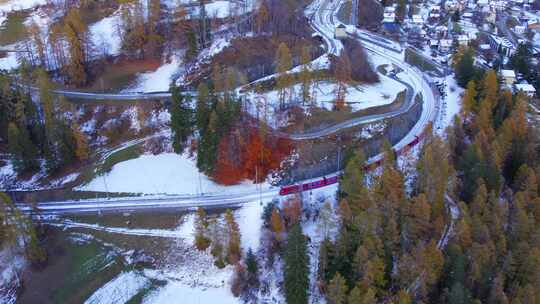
[8,123,26,173]
[284,224,309,304]
[197,109,219,174]
[12,98,39,172]
[225,209,242,265]
[245,248,259,286]
[327,272,348,304]
[185,25,199,61]
[170,86,193,153]
[455,48,476,87]
[194,207,211,250]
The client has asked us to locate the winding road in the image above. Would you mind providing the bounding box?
[16,0,441,214]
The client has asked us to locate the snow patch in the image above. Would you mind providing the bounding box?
[84,271,150,304]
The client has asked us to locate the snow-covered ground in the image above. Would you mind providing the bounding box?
[85,271,151,304]
[0,50,18,70]
[90,13,122,57]
[435,75,463,133]
[0,0,46,24]
[122,55,183,93]
[244,76,406,129]
[0,248,26,304]
[78,152,271,196]
[56,195,267,304]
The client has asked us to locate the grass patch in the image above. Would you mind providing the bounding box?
[125,279,167,304]
[53,249,124,304]
[78,2,118,25]
[377,64,389,75]
[287,89,407,134]
[0,10,29,46]
[84,58,162,93]
[404,48,439,74]
[97,144,142,176]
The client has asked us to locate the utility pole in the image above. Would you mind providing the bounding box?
[351,0,358,26]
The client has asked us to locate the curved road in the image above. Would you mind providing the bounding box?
[17,0,440,214]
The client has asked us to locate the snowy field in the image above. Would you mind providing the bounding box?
[58,183,338,304]
[122,55,183,93]
[79,153,271,195]
[58,191,268,304]
[246,77,405,114]
[0,0,45,24]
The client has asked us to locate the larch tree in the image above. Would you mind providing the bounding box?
[255,1,269,33]
[275,42,293,108]
[327,272,348,304]
[147,0,164,58]
[225,209,242,265]
[299,45,312,106]
[334,50,352,111]
[64,8,89,86]
[194,207,211,250]
[462,80,478,114]
[270,207,285,243]
[72,120,89,162]
[27,21,48,69]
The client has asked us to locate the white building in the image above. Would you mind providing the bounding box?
[335,24,347,39]
[515,83,536,97]
[500,69,517,86]
[412,14,424,25]
[514,25,526,34]
[439,39,453,52]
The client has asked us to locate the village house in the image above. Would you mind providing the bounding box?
[500,69,517,87]
[515,83,537,97]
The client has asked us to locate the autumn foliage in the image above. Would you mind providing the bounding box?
[213,126,293,185]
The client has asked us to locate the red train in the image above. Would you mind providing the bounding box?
[279,134,424,196]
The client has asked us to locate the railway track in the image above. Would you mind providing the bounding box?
[15,0,441,214]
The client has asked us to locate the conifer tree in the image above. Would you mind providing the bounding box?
[185,25,199,61]
[327,272,348,304]
[245,248,259,286]
[64,8,88,86]
[72,120,88,161]
[195,83,211,134]
[225,209,242,265]
[455,48,476,87]
[341,151,370,214]
[334,50,352,111]
[284,224,309,304]
[276,43,293,108]
[194,207,211,250]
[270,207,285,242]
[299,45,312,105]
[170,86,193,153]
